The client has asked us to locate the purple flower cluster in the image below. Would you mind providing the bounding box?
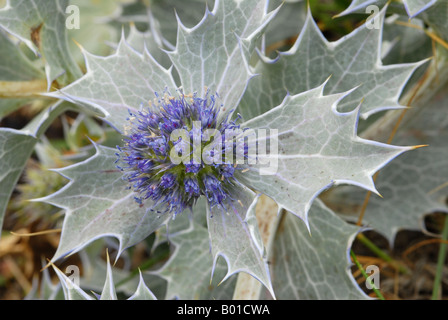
[116,91,250,216]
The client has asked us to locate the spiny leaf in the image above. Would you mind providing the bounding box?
[52,249,156,300]
[339,0,438,19]
[326,79,448,244]
[0,0,82,87]
[381,15,432,65]
[403,0,437,18]
[54,0,277,131]
[51,263,94,300]
[77,240,158,297]
[168,0,279,119]
[53,36,177,132]
[148,0,215,46]
[237,81,412,230]
[38,144,173,262]
[25,260,63,300]
[0,129,37,240]
[125,23,170,68]
[339,0,448,44]
[421,0,448,42]
[239,6,423,120]
[0,30,43,81]
[267,199,369,300]
[67,0,121,65]
[155,206,236,300]
[0,30,45,119]
[263,0,307,50]
[107,0,213,46]
[336,0,392,17]
[0,101,71,241]
[21,101,73,138]
[99,250,117,300]
[127,271,157,300]
[206,182,274,298]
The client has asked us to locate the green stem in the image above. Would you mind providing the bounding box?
[431,215,448,300]
[357,233,408,274]
[350,250,385,300]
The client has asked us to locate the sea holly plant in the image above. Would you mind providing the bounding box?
[1,0,448,301]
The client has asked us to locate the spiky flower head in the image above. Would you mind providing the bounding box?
[116,91,251,217]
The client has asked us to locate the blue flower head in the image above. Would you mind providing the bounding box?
[117,91,250,216]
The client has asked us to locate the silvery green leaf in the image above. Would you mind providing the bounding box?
[21,101,73,138]
[53,37,177,132]
[0,129,37,240]
[239,6,423,121]
[51,263,95,300]
[403,0,437,17]
[0,0,82,87]
[52,248,157,300]
[155,212,236,300]
[379,15,432,100]
[163,196,208,235]
[125,23,172,69]
[127,271,157,300]
[337,0,396,17]
[382,15,432,65]
[125,22,161,55]
[38,144,173,262]
[25,261,63,300]
[206,182,274,298]
[267,200,369,300]
[338,0,436,18]
[421,0,448,42]
[76,240,164,298]
[105,0,149,27]
[263,0,306,50]
[78,242,137,295]
[106,0,213,46]
[100,251,117,300]
[326,79,448,244]
[0,100,71,238]
[0,98,28,121]
[149,0,214,46]
[0,30,45,119]
[168,0,279,119]
[67,0,121,64]
[237,81,412,230]
[107,4,175,72]
[0,30,43,81]
[54,0,278,128]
